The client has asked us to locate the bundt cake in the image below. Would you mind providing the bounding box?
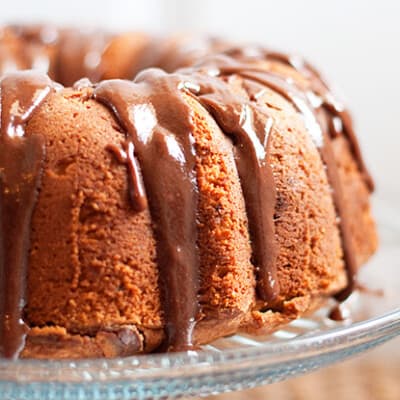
[0,25,378,359]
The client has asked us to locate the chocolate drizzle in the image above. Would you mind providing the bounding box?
[0,71,57,358]
[106,142,147,212]
[210,52,364,301]
[93,62,282,349]
[93,70,200,350]
[237,66,361,300]
[225,46,374,191]
[178,69,279,303]
[328,304,350,321]
[92,49,370,349]
[319,126,359,301]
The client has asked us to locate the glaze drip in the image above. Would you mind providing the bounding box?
[0,71,56,358]
[203,54,360,300]
[106,142,147,212]
[224,46,374,191]
[93,70,200,351]
[178,69,279,304]
[94,63,282,350]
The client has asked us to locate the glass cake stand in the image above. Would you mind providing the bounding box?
[0,201,399,400]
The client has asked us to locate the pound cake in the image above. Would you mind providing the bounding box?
[0,25,378,359]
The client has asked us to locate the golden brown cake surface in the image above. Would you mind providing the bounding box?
[0,26,377,359]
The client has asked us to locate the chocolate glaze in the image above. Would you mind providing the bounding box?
[328,304,349,321]
[93,62,281,349]
[93,70,200,351]
[92,50,368,348]
[224,46,374,191]
[318,116,359,301]
[178,68,279,304]
[0,71,57,358]
[200,54,361,301]
[239,70,358,301]
[106,142,147,212]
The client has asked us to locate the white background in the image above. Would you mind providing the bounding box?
[1,0,399,203]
